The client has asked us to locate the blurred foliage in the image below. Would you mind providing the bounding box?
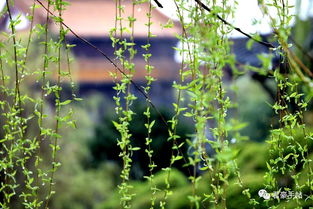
[51,95,121,209]
[235,75,274,141]
[293,18,313,70]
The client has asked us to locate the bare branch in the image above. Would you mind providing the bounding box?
[153,0,163,8]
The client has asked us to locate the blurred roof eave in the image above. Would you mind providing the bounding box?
[15,0,181,38]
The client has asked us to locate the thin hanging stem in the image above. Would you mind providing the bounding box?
[45,0,64,207]
[22,0,36,71]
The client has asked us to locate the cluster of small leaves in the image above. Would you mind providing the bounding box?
[0,0,76,208]
[169,0,244,208]
[110,0,139,208]
[264,76,313,207]
[259,0,313,207]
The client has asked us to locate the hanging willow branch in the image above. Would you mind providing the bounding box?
[194,0,275,49]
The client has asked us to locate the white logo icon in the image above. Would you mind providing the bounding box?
[258,189,270,200]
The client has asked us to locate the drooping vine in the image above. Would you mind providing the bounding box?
[141,1,158,208]
[0,0,75,208]
[111,0,139,207]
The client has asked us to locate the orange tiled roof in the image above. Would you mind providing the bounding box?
[51,0,181,37]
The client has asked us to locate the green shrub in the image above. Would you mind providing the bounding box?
[235,75,273,141]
